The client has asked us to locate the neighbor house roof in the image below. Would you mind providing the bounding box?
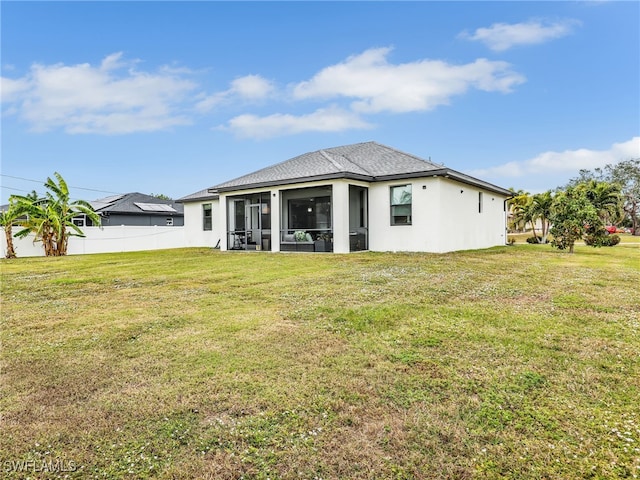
[91,193,184,216]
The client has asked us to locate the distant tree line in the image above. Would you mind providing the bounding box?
[508,158,639,253]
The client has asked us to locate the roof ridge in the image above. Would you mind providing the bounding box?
[319,149,344,171]
[371,141,441,168]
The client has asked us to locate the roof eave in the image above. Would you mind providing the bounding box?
[366,169,511,196]
[433,169,512,196]
[175,194,219,204]
[214,172,374,193]
[213,169,511,197]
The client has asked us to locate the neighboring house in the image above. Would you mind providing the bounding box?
[178,142,512,253]
[84,192,185,227]
[2,193,186,257]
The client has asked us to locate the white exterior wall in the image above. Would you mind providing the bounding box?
[182,199,221,248]
[270,190,281,252]
[1,225,187,258]
[368,177,507,253]
[368,177,441,252]
[332,181,351,253]
[212,177,507,254]
[435,178,507,252]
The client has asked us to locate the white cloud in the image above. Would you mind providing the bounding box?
[220,106,372,139]
[1,76,31,102]
[230,75,274,99]
[196,74,275,112]
[2,47,530,139]
[459,19,580,52]
[1,53,198,134]
[468,137,640,179]
[292,47,525,113]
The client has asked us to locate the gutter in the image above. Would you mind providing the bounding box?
[211,168,512,198]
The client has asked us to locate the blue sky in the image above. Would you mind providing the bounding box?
[1,1,638,204]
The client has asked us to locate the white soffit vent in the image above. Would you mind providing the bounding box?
[134,202,177,212]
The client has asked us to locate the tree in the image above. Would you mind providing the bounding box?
[566,159,639,234]
[549,186,601,254]
[515,198,539,239]
[530,191,554,243]
[607,159,640,235]
[150,193,173,200]
[507,188,530,232]
[509,190,554,243]
[11,172,101,256]
[577,180,623,226]
[0,203,19,259]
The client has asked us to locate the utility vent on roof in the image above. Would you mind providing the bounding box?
[134,202,177,212]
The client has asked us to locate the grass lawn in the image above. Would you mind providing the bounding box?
[1,244,639,479]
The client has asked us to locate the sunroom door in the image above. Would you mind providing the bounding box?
[245,204,261,248]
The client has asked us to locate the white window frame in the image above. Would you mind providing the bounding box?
[390,184,412,226]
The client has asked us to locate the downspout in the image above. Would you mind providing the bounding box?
[503,197,512,245]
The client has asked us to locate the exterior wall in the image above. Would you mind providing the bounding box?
[182,199,221,248]
[214,177,507,254]
[1,226,187,258]
[99,214,184,227]
[368,177,507,253]
[332,181,350,253]
[434,178,507,252]
[368,177,441,252]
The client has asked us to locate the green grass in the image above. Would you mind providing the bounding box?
[1,245,639,479]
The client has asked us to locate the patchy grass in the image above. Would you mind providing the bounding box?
[1,245,639,479]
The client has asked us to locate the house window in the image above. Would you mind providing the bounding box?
[166,218,174,226]
[390,184,412,225]
[202,203,212,231]
[288,196,331,230]
[72,215,85,227]
[478,192,483,214]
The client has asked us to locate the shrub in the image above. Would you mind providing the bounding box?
[584,234,620,247]
[526,236,543,244]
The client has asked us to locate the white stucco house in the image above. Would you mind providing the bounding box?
[177,142,512,254]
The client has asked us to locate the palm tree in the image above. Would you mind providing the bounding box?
[580,180,623,225]
[530,191,554,243]
[507,189,530,232]
[513,198,538,240]
[0,203,20,258]
[12,172,101,256]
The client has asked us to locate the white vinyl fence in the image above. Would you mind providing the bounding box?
[1,226,187,258]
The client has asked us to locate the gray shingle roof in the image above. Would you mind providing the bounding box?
[91,193,184,215]
[175,188,219,203]
[180,141,512,199]
[213,142,444,191]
